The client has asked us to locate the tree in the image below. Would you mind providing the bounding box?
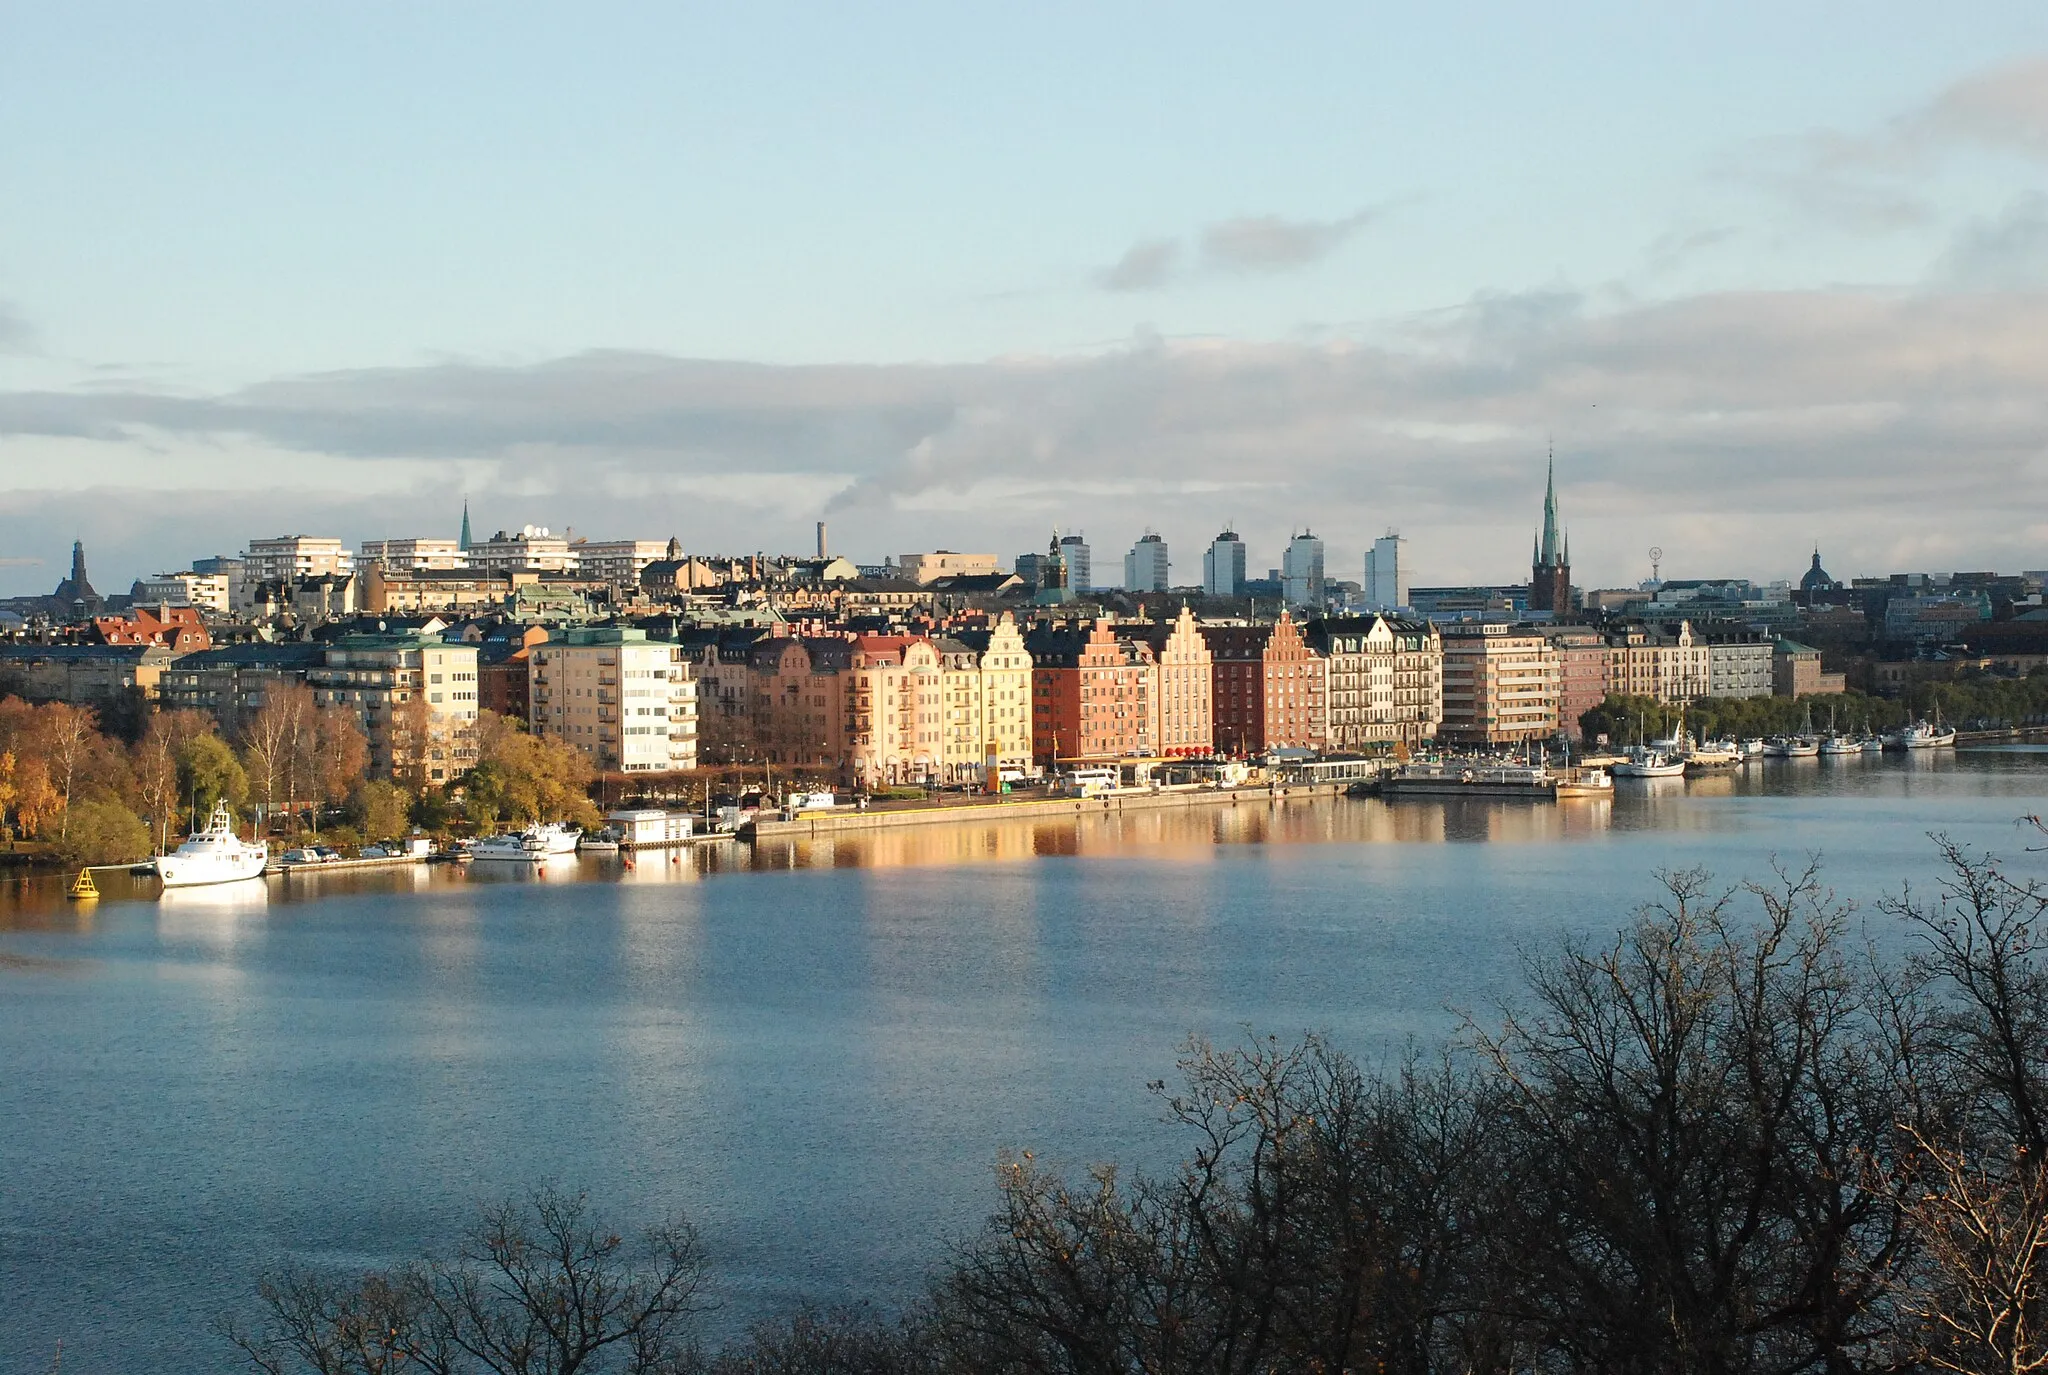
[229,1186,707,1375]
[462,714,600,831]
[347,780,411,841]
[35,701,106,841]
[137,710,217,853]
[180,731,249,823]
[242,685,315,832]
[313,708,371,833]
[1469,865,1910,1372]
[52,797,152,866]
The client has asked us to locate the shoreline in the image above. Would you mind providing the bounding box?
[743,780,1360,840]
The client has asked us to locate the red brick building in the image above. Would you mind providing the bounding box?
[1026,619,1154,764]
[1200,611,1326,755]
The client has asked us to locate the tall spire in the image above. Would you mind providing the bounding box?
[1538,445,1562,568]
[459,498,473,551]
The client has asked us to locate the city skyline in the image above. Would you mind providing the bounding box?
[4,7,2048,593]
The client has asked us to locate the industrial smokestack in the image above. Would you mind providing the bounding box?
[816,520,828,559]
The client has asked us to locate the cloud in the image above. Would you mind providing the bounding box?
[0,299,35,354]
[4,282,2048,593]
[1916,55,2048,158]
[1098,238,1180,292]
[1935,194,2048,288]
[1198,210,1380,273]
[1095,208,1383,290]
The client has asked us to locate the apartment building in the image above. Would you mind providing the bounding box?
[1304,614,1442,752]
[574,540,673,586]
[310,634,481,783]
[359,537,467,571]
[468,526,577,574]
[1703,626,1775,699]
[1439,623,1559,745]
[1200,611,1326,755]
[133,570,234,615]
[947,613,1036,778]
[528,627,698,773]
[1605,621,1711,704]
[1542,627,1611,740]
[1026,620,1156,765]
[0,643,176,706]
[1114,607,1214,756]
[895,551,999,585]
[845,635,945,785]
[1124,533,1170,594]
[244,535,353,584]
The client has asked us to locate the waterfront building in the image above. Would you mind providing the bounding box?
[1529,457,1572,615]
[1542,627,1611,740]
[1703,626,1774,699]
[132,570,234,616]
[1200,611,1326,756]
[1114,606,1215,756]
[467,526,577,574]
[312,634,482,783]
[846,634,945,785]
[358,538,467,571]
[726,634,852,773]
[1203,530,1247,599]
[948,612,1036,778]
[1281,531,1326,608]
[1125,533,1170,594]
[895,551,999,585]
[1439,623,1560,745]
[529,627,698,773]
[1303,613,1442,752]
[1026,620,1155,764]
[244,535,353,585]
[1604,621,1710,704]
[1772,639,1847,697]
[1059,534,1093,594]
[573,540,673,587]
[477,623,550,721]
[1363,531,1408,611]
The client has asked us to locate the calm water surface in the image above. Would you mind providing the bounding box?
[6,751,2048,1374]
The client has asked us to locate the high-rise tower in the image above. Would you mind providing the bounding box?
[1529,453,1571,614]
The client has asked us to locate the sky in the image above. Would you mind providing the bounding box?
[3,2,2048,596]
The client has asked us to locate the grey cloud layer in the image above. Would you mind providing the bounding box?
[3,284,2046,590]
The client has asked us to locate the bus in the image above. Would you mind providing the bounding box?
[1064,767,1121,797]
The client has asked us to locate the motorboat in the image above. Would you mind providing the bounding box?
[578,830,622,854]
[156,802,269,889]
[1886,719,1958,750]
[1818,734,1863,756]
[1763,736,1820,758]
[1613,748,1686,778]
[1860,736,1884,754]
[527,821,582,854]
[473,831,548,864]
[1739,738,1767,757]
[1684,739,1743,770]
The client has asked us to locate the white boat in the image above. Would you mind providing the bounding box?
[156,802,269,888]
[1684,739,1743,769]
[473,821,583,863]
[1860,736,1884,754]
[1764,736,1820,758]
[1614,748,1686,778]
[1739,738,1766,757]
[1818,734,1863,756]
[1886,720,1958,750]
[578,833,621,854]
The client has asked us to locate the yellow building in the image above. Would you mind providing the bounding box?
[944,612,1035,780]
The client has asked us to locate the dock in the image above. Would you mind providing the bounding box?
[265,854,429,877]
[742,780,1360,841]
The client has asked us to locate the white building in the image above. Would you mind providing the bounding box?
[894,551,1000,584]
[1125,533,1170,593]
[1203,530,1246,598]
[244,535,353,584]
[467,526,578,574]
[359,537,468,571]
[574,539,672,585]
[1281,531,1326,608]
[133,571,234,615]
[1363,531,1408,610]
[529,627,698,773]
[1059,534,1093,593]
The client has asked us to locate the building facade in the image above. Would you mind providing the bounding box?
[244,535,353,585]
[1363,532,1408,611]
[1304,613,1442,752]
[528,628,698,773]
[359,538,467,571]
[307,635,482,784]
[1529,458,1571,615]
[468,527,577,574]
[1027,620,1155,765]
[1440,623,1560,745]
[1543,627,1612,740]
[1703,626,1774,699]
[1281,532,1326,608]
[1203,531,1247,599]
[1125,534,1170,593]
[1115,606,1215,756]
[1200,611,1326,755]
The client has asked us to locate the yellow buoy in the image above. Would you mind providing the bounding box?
[67,867,100,900]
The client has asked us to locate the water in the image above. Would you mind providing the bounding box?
[5,750,2048,1374]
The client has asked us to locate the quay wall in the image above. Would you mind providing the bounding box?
[744,781,1355,841]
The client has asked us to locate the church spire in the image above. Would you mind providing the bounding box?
[459,498,473,551]
[1538,444,1562,568]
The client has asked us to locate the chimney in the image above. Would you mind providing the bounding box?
[816,521,828,559]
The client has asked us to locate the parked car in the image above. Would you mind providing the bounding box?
[360,844,392,859]
[312,846,342,863]
[281,847,322,865]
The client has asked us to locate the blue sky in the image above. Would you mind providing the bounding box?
[3,2,2048,594]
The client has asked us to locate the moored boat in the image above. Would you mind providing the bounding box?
[1613,748,1686,778]
[156,802,268,889]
